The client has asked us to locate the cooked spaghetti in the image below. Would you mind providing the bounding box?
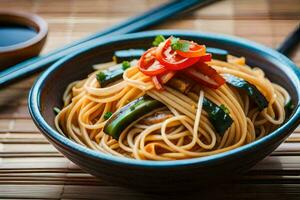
[54,36,291,161]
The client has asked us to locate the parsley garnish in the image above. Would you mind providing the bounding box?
[122,61,131,70]
[104,112,113,120]
[171,37,190,52]
[152,35,165,46]
[220,104,230,114]
[96,71,107,83]
[286,100,294,110]
[53,107,61,115]
[285,100,295,117]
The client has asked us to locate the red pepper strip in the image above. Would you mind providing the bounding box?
[199,53,212,62]
[152,76,164,90]
[155,38,200,71]
[196,62,225,86]
[183,62,225,89]
[159,71,176,84]
[138,47,167,76]
[176,42,206,58]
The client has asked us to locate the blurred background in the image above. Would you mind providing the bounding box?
[0,0,300,199]
[2,0,299,56]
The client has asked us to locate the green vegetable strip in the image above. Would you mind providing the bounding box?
[103,96,164,140]
[202,98,233,135]
[104,94,233,139]
[96,60,135,87]
[206,47,228,61]
[97,50,143,87]
[223,74,268,110]
[53,107,61,115]
[114,49,145,63]
[96,68,123,87]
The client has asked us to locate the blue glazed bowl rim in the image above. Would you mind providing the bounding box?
[29,30,300,168]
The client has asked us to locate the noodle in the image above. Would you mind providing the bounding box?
[55,53,290,161]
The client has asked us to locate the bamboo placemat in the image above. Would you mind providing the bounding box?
[0,0,300,199]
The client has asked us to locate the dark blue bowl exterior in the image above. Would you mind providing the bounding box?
[28,30,300,191]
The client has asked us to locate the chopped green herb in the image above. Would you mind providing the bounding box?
[104,112,113,120]
[171,37,190,52]
[220,104,230,114]
[285,100,294,118]
[224,74,268,110]
[96,71,107,83]
[122,61,131,70]
[171,37,179,46]
[285,100,295,110]
[152,35,165,46]
[53,107,61,115]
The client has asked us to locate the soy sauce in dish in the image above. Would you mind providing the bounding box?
[0,24,37,47]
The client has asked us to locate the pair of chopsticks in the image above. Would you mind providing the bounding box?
[277,24,300,56]
[0,0,216,87]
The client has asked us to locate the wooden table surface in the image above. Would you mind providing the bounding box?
[1,0,300,199]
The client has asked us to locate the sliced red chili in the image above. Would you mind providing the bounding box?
[138,47,167,76]
[184,62,225,89]
[199,53,212,62]
[176,42,206,58]
[155,38,200,71]
[138,36,221,91]
[152,76,164,90]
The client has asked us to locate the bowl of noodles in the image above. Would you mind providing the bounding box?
[28,30,300,191]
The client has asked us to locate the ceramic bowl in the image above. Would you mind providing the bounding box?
[28,30,300,191]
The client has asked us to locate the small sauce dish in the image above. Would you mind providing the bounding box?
[0,11,48,70]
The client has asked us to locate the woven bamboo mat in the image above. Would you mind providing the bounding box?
[0,0,300,199]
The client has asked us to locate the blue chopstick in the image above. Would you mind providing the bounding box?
[0,0,214,87]
[277,24,300,57]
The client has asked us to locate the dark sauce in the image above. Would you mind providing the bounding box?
[0,24,37,47]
